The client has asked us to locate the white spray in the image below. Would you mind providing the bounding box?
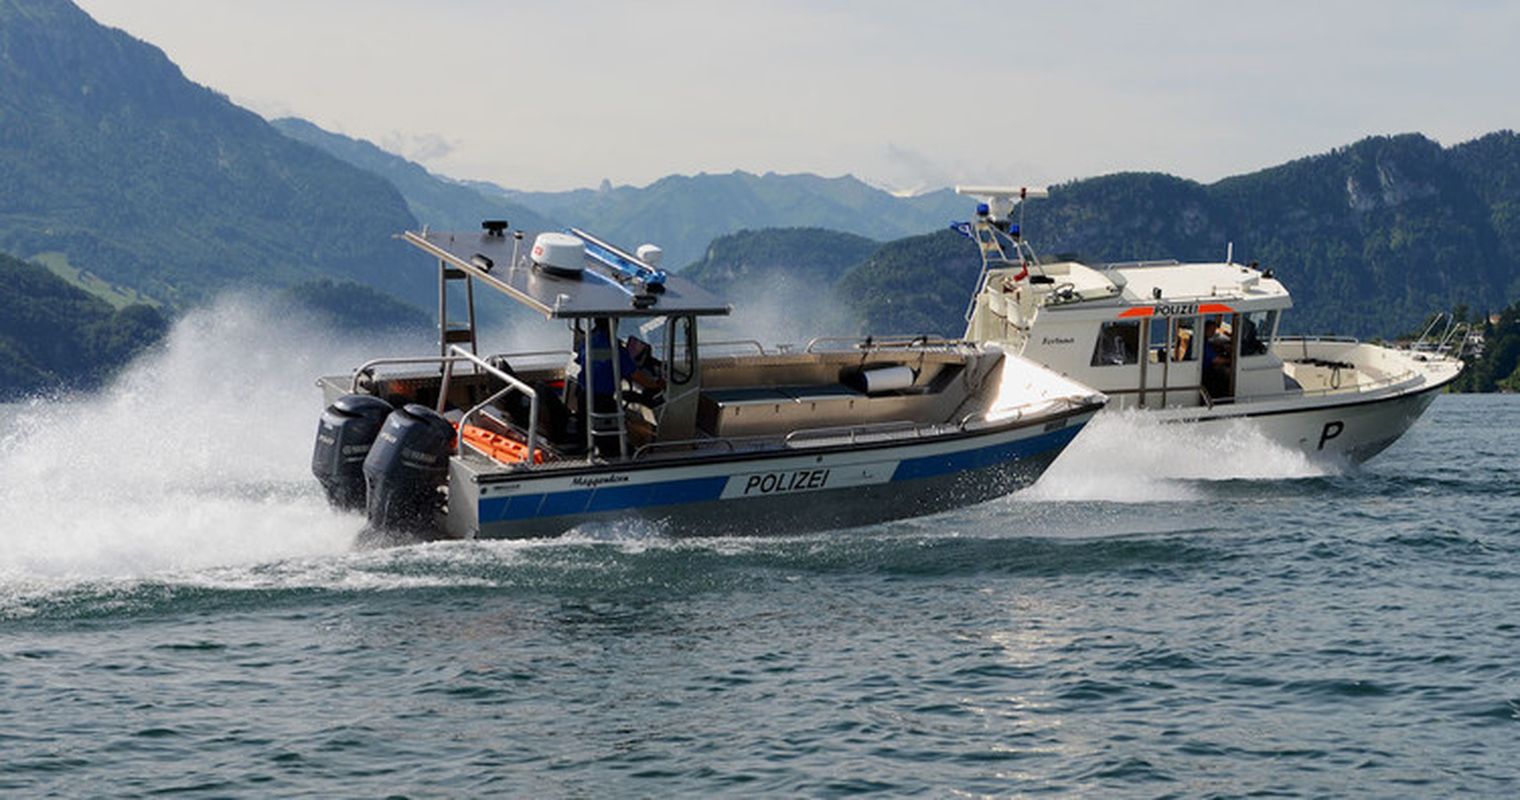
[1020,409,1337,503]
[0,294,432,580]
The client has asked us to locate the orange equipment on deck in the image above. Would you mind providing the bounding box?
[459,424,545,465]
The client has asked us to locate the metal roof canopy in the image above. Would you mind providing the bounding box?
[403,229,732,319]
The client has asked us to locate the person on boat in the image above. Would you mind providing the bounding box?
[1202,317,1232,400]
[574,319,664,414]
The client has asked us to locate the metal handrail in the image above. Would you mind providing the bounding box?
[632,437,736,460]
[350,355,481,392]
[349,350,546,468]
[785,420,922,445]
[443,345,542,466]
[1102,259,1182,270]
[486,348,576,364]
[702,339,769,356]
[803,335,974,354]
[1275,335,1361,344]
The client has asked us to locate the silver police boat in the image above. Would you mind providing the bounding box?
[312,222,1105,541]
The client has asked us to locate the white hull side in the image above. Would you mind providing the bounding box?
[1145,381,1445,464]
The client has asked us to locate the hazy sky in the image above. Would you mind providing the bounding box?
[76,0,1520,193]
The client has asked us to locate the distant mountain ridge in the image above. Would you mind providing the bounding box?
[270,118,968,269]
[270,117,556,234]
[0,0,427,307]
[679,133,1520,340]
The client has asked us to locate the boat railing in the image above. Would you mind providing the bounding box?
[785,420,927,445]
[350,354,481,392]
[1276,335,1362,344]
[349,349,545,468]
[439,345,543,466]
[702,339,770,356]
[1102,259,1182,270]
[486,349,576,367]
[803,335,975,354]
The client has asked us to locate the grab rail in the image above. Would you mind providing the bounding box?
[350,355,480,392]
[348,351,543,468]
[441,345,541,466]
[785,420,922,445]
[702,339,769,356]
[803,335,974,354]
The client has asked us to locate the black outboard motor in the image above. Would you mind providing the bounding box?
[312,394,395,510]
[362,403,455,538]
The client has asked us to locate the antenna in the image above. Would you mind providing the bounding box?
[954,185,1049,223]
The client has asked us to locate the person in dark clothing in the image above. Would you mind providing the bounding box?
[1202,318,1232,400]
[573,319,664,413]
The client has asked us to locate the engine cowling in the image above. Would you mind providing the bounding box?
[312,394,394,510]
[361,403,455,538]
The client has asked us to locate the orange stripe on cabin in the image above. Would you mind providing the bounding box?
[1199,303,1236,314]
[1118,307,1153,318]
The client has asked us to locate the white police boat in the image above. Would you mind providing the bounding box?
[955,187,1463,464]
[312,222,1105,540]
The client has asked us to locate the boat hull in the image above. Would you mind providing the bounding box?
[449,410,1096,539]
[1147,377,1448,464]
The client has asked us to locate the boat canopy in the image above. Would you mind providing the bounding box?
[403,228,732,319]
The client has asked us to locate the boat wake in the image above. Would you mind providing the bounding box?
[0,296,432,583]
[1019,409,1338,502]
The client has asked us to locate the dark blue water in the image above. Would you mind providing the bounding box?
[2,308,1517,796]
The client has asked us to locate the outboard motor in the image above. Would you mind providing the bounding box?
[362,403,455,538]
[312,394,394,510]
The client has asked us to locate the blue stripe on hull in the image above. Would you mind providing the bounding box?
[891,423,1081,481]
[477,423,1082,524]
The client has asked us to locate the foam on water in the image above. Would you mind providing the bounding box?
[0,295,432,582]
[1020,409,1336,502]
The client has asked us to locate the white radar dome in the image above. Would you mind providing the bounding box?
[531,233,585,277]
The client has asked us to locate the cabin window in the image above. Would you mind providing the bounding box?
[1147,318,1170,363]
[670,315,696,385]
[1240,310,1278,357]
[1172,316,1199,361]
[1090,321,1140,366]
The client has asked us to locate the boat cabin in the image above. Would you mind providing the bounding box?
[966,253,1295,410]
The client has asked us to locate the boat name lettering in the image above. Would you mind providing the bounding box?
[743,469,831,496]
[1153,303,1199,317]
[572,474,630,488]
[1040,336,1074,346]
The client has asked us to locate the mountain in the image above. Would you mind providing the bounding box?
[681,228,878,286]
[473,171,966,269]
[838,132,1520,339]
[0,0,428,307]
[0,250,167,398]
[836,230,981,336]
[270,117,556,233]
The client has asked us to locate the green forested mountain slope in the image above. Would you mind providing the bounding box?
[0,0,426,307]
[681,228,879,287]
[270,118,556,234]
[0,250,167,398]
[839,133,1520,339]
[1455,304,1520,392]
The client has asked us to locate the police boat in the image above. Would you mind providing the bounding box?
[955,186,1463,464]
[312,222,1105,541]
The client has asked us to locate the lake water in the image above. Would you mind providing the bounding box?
[2,302,1517,796]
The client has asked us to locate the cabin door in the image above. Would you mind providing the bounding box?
[655,315,701,441]
[1140,316,1202,408]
